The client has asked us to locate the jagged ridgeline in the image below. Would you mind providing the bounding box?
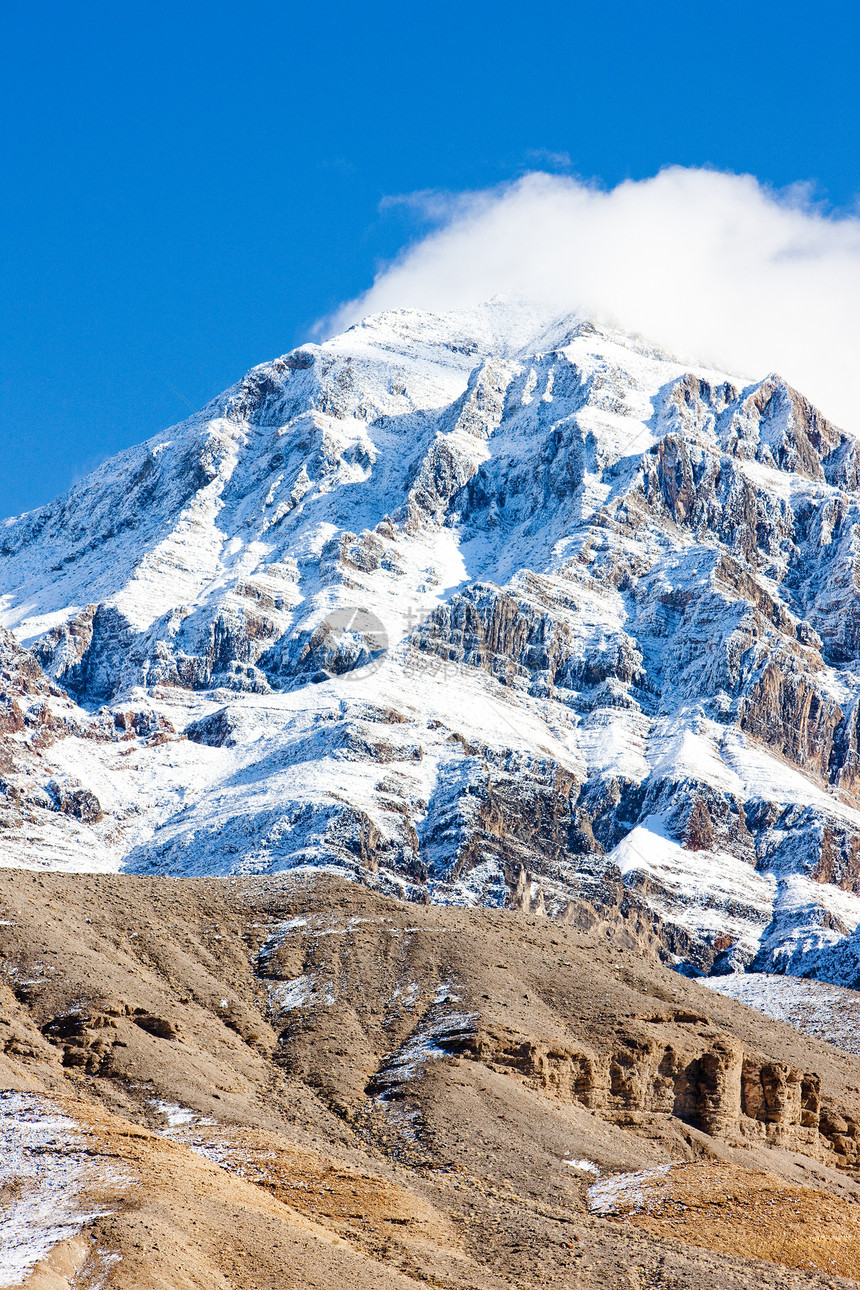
[3,300,860,983]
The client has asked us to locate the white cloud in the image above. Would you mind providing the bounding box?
[329,168,860,432]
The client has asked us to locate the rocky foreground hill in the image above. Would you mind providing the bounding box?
[4,869,860,1288]
[3,301,860,982]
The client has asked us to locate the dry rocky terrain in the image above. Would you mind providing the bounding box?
[3,871,860,1287]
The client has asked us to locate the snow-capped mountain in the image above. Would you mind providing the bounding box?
[4,298,860,982]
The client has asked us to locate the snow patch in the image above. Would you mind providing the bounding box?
[700,972,860,1057]
[564,1158,599,1174]
[587,1165,672,1216]
[0,1092,132,1288]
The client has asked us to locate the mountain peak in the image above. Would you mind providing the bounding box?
[1,305,860,986]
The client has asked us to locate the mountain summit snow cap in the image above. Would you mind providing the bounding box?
[330,168,860,432]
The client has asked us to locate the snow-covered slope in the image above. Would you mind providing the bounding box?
[4,299,860,981]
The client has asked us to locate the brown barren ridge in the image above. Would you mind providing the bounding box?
[1,871,860,1287]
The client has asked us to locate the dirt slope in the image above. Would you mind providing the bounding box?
[3,871,860,1288]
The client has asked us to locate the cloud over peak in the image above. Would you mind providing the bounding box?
[331,167,860,431]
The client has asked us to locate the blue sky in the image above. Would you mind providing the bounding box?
[2,1,859,518]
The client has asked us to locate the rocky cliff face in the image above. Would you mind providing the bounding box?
[3,300,860,982]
